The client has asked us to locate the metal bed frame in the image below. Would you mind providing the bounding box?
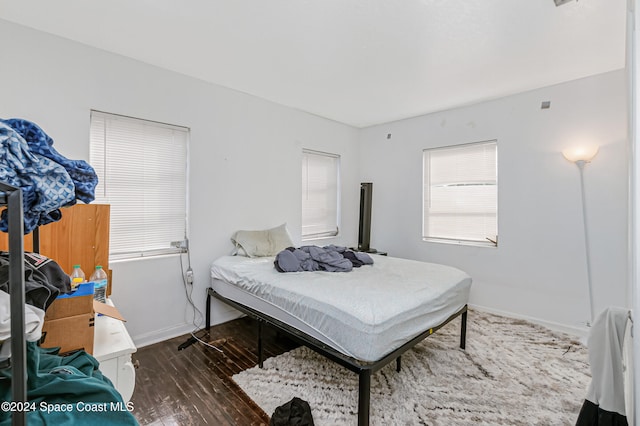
[205,286,467,426]
[1,182,26,426]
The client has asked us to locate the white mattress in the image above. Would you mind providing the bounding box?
[210,255,471,362]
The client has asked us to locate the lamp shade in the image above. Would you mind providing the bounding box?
[562,145,599,163]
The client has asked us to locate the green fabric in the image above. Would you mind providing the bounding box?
[0,342,138,425]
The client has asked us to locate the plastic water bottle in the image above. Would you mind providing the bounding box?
[70,265,85,290]
[90,265,108,303]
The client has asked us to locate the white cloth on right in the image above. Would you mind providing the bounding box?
[585,306,632,417]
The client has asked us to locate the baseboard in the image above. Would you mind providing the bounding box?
[469,304,589,340]
[132,323,194,348]
[132,306,245,348]
[212,306,245,325]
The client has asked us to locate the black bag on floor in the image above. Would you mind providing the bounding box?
[270,397,314,426]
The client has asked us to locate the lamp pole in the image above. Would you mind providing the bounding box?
[576,159,595,325]
[563,145,598,326]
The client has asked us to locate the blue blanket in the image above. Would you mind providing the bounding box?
[0,119,98,234]
[2,119,98,204]
[274,245,374,272]
[0,122,75,233]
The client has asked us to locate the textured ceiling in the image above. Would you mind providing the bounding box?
[0,0,627,127]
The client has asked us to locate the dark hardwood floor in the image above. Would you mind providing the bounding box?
[130,317,299,426]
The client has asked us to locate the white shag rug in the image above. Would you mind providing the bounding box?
[233,310,591,425]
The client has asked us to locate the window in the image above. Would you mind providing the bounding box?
[302,149,340,240]
[89,111,189,259]
[423,140,497,246]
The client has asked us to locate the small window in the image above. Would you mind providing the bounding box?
[423,140,498,246]
[89,111,189,260]
[302,149,340,240]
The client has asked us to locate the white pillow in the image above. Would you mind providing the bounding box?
[231,224,294,257]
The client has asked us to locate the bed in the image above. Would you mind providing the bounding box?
[206,248,471,426]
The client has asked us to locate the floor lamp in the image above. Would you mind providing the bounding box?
[562,145,599,326]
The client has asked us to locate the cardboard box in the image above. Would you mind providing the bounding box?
[40,283,127,355]
[45,282,95,320]
[41,313,95,355]
[93,300,126,322]
[41,282,95,354]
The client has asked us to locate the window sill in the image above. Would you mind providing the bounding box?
[109,251,184,264]
[301,234,339,243]
[422,238,497,248]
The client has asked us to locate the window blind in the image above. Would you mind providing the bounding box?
[89,111,189,259]
[302,149,340,240]
[423,141,497,244]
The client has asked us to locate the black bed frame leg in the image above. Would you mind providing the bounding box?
[460,310,467,350]
[358,370,371,426]
[205,289,211,331]
[396,356,401,372]
[257,320,264,368]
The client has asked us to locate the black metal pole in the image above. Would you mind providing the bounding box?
[460,310,467,350]
[358,369,371,426]
[257,320,264,368]
[31,227,39,254]
[5,184,26,426]
[205,288,212,331]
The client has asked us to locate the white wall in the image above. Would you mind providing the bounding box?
[359,70,628,332]
[2,19,629,346]
[0,20,360,346]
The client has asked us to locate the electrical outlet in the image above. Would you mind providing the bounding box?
[186,268,194,284]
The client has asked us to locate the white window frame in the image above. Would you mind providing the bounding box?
[422,140,498,247]
[89,110,189,260]
[301,149,340,240]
